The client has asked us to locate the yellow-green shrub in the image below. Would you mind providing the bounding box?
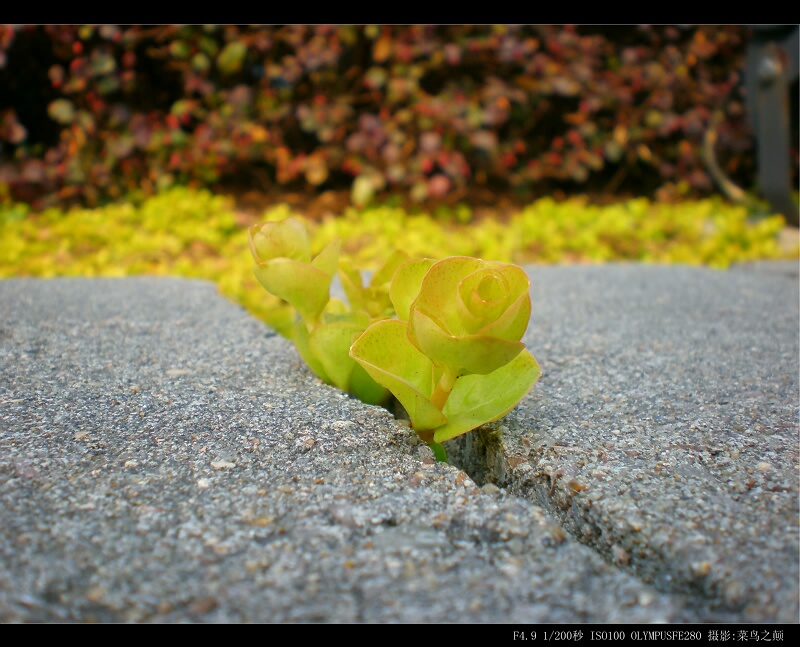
[1,187,796,337]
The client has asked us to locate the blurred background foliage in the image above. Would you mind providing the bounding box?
[1,187,794,337]
[1,25,797,336]
[2,24,796,209]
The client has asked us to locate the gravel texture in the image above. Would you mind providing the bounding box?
[0,264,797,623]
[451,261,799,623]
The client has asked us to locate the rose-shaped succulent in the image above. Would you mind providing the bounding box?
[249,218,540,457]
[405,256,532,376]
[351,256,540,445]
[249,218,388,405]
[248,217,340,327]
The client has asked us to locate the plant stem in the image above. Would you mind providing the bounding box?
[430,367,459,411]
[429,441,448,463]
[416,428,434,444]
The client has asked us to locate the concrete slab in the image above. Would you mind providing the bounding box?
[451,262,799,623]
[0,264,796,623]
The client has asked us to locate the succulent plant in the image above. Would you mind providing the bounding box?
[248,216,543,461]
[350,256,541,452]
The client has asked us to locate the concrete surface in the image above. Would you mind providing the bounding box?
[0,262,797,623]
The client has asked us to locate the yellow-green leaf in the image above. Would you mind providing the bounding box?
[310,237,341,278]
[349,320,446,432]
[249,218,311,263]
[48,99,76,124]
[349,362,391,406]
[253,258,331,325]
[370,249,410,288]
[409,256,484,336]
[338,259,368,313]
[389,257,436,322]
[409,307,525,375]
[292,320,331,384]
[217,41,247,74]
[434,349,541,443]
[308,321,363,392]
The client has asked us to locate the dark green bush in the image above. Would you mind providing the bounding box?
[0,25,791,209]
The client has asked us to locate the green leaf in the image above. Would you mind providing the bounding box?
[340,250,408,322]
[410,307,525,375]
[363,249,409,319]
[479,290,531,341]
[297,313,388,405]
[459,267,509,323]
[389,258,436,321]
[349,320,446,432]
[249,220,340,327]
[308,321,363,392]
[292,319,331,384]
[429,441,448,462]
[434,349,541,443]
[249,218,311,263]
[370,249,410,288]
[409,256,486,336]
[337,260,368,313]
[169,40,191,60]
[311,238,341,278]
[192,52,211,72]
[409,257,531,340]
[349,362,391,405]
[455,265,530,335]
[48,99,76,124]
[253,258,331,325]
[217,41,247,74]
[322,301,369,328]
[351,176,375,207]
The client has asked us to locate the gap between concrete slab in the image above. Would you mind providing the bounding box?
[444,423,734,620]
